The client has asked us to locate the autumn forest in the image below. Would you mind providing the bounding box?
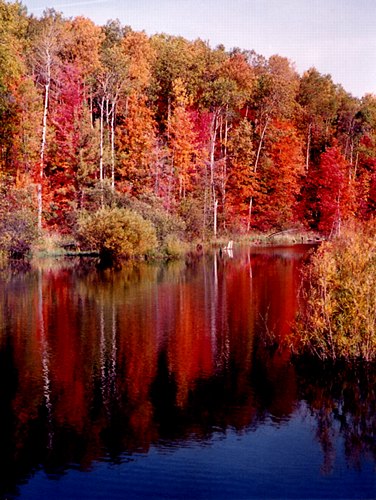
[1,1,376,258]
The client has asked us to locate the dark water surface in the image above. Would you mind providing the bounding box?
[0,245,375,499]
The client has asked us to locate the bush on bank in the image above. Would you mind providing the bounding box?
[126,195,186,245]
[294,222,376,362]
[76,207,158,262]
[0,208,38,258]
[0,184,38,259]
[76,188,189,258]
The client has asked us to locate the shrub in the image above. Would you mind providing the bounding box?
[76,207,158,262]
[0,208,38,258]
[81,190,188,250]
[294,222,376,361]
[127,195,186,245]
[32,232,66,256]
[0,183,38,259]
[178,197,203,240]
[163,234,189,259]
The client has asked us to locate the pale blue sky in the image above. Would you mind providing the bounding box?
[22,0,376,98]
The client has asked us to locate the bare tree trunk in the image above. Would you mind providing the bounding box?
[167,97,171,140]
[222,116,229,230]
[209,114,217,189]
[305,122,312,172]
[34,15,61,232]
[247,197,253,232]
[99,96,105,183]
[98,96,106,207]
[344,118,354,161]
[353,151,359,182]
[110,102,115,190]
[336,194,341,237]
[203,167,208,241]
[166,156,174,211]
[210,113,218,237]
[350,140,354,167]
[89,93,94,128]
[248,118,268,230]
[213,199,218,239]
[254,118,268,173]
[38,79,50,232]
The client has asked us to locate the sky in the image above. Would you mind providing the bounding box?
[22,0,376,98]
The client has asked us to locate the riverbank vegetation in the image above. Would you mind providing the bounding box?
[76,207,158,261]
[2,1,376,262]
[294,222,376,361]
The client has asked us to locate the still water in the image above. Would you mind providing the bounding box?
[0,245,375,499]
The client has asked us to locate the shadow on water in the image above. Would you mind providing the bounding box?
[0,246,374,498]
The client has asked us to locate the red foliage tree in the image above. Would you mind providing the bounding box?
[45,64,87,228]
[315,145,355,235]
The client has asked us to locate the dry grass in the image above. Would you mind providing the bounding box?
[294,222,376,361]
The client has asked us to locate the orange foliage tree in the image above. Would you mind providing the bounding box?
[255,121,304,229]
[117,94,158,195]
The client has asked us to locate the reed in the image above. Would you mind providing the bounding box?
[294,222,376,361]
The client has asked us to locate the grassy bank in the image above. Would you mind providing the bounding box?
[8,227,321,265]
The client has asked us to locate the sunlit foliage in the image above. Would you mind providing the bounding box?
[295,222,376,361]
[1,1,376,248]
[76,207,158,261]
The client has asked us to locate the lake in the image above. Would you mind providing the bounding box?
[0,245,375,499]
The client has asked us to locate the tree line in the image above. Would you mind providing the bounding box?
[1,1,376,254]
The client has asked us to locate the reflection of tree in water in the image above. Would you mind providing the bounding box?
[0,253,375,496]
[0,257,255,495]
[295,360,376,473]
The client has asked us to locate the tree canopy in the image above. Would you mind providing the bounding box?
[1,0,376,246]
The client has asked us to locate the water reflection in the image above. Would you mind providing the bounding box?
[295,360,376,474]
[0,247,374,498]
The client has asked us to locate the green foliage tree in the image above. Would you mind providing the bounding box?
[0,0,29,174]
[249,53,299,172]
[150,34,205,128]
[0,0,27,83]
[297,68,338,170]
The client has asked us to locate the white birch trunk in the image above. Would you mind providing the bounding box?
[99,96,105,183]
[306,122,312,172]
[247,197,253,232]
[213,199,218,239]
[210,113,218,236]
[38,77,50,232]
[110,103,115,190]
[254,118,269,173]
